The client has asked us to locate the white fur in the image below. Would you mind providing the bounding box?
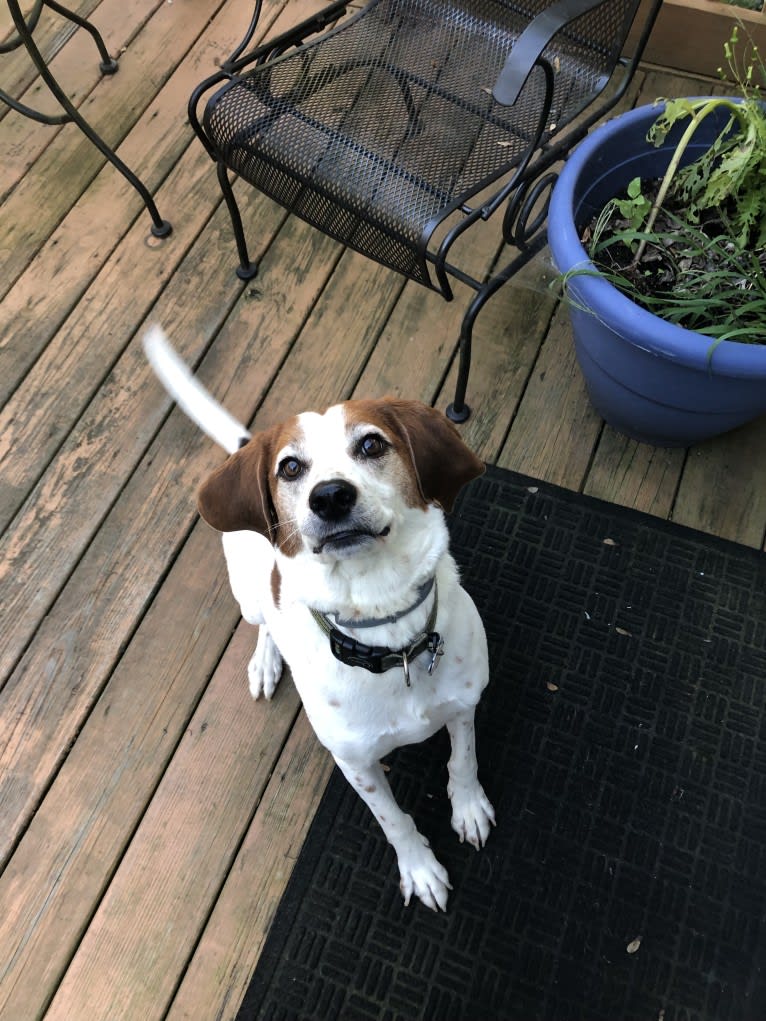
[144,326,495,911]
[142,325,250,454]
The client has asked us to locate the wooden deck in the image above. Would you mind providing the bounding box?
[2,1,766,1017]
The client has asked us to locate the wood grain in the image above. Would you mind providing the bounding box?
[44,623,302,1020]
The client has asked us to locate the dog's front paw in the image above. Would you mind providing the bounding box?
[449,782,496,850]
[398,838,452,912]
[248,629,283,700]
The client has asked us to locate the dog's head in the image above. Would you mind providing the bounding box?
[197,398,484,560]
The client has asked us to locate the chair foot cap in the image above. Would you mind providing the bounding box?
[150,220,173,238]
[100,58,119,75]
[236,263,259,281]
[446,402,471,423]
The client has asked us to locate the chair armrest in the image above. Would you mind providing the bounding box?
[492,0,624,106]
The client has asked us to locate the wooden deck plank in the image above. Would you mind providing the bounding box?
[248,249,407,429]
[583,429,686,518]
[0,141,219,533]
[437,267,559,462]
[351,202,508,408]
[0,206,341,863]
[672,418,766,547]
[43,623,302,1021]
[0,523,238,1019]
[0,0,316,294]
[0,176,256,672]
[0,209,343,1015]
[0,0,222,292]
[497,302,604,487]
[0,0,318,401]
[165,709,335,1021]
[1,0,106,105]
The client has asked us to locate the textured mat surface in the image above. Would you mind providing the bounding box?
[238,466,766,1021]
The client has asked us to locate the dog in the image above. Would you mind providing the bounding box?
[143,326,495,911]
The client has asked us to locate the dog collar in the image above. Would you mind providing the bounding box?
[329,576,435,629]
[310,583,444,687]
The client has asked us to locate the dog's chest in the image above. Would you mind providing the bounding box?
[266,560,488,762]
[288,621,485,762]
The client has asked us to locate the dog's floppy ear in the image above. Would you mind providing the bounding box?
[197,435,276,536]
[380,399,485,512]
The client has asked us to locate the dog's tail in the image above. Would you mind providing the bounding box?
[142,325,251,455]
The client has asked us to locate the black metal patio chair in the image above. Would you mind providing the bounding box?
[189,0,662,420]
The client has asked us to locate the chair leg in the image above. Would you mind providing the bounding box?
[446,240,548,423]
[216,162,259,281]
[446,308,477,423]
[447,271,518,422]
[43,0,118,73]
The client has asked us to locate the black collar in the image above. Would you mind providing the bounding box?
[309,583,444,686]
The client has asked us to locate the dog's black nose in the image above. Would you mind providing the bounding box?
[309,479,357,521]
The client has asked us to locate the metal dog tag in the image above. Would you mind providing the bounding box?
[427,633,444,674]
[402,649,411,687]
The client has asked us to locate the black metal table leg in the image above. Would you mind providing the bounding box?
[2,0,171,238]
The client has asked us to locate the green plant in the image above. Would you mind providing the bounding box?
[578,212,766,344]
[567,24,766,345]
[721,0,763,11]
[643,32,766,252]
[612,176,652,233]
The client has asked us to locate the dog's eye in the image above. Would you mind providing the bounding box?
[278,457,304,480]
[358,434,388,459]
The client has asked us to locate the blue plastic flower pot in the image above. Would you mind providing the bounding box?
[548,100,766,447]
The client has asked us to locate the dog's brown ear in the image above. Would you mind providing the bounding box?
[197,436,276,536]
[381,399,485,512]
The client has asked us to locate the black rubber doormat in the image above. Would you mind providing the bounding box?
[237,466,766,1021]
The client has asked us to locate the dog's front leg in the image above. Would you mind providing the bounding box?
[248,626,283,700]
[446,709,495,849]
[334,758,451,911]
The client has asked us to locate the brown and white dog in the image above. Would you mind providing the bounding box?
[143,326,495,911]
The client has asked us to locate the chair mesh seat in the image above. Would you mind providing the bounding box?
[205,0,636,286]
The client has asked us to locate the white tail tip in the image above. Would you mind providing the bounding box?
[142,325,251,455]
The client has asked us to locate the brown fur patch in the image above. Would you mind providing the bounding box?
[198,416,306,557]
[343,399,426,509]
[270,562,282,608]
[266,416,305,558]
[343,398,484,512]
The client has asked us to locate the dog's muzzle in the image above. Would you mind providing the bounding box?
[308,478,390,555]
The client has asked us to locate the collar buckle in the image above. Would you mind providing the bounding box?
[329,628,387,673]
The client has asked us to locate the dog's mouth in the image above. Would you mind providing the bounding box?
[312,525,390,555]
